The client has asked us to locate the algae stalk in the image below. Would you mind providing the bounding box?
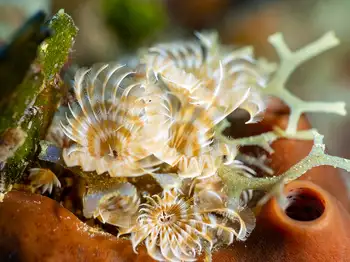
[219,131,350,199]
[0,10,78,190]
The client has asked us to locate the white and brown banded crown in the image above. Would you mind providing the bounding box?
[60,64,156,177]
[142,31,268,123]
[119,188,255,262]
[143,89,237,179]
[83,182,140,229]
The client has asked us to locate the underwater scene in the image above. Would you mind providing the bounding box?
[0,0,349,261]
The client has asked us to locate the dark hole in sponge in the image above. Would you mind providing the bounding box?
[284,187,325,221]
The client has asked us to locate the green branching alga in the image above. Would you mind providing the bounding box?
[265,32,345,135]
[219,131,350,199]
[217,32,350,204]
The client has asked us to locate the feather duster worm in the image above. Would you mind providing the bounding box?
[193,173,256,241]
[142,32,268,123]
[28,168,61,194]
[46,106,73,148]
[83,182,140,229]
[139,63,242,179]
[143,91,237,179]
[119,189,255,262]
[60,64,158,177]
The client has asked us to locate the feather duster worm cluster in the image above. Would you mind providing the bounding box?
[37,29,350,261]
[60,32,266,180]
[54,32,268,261]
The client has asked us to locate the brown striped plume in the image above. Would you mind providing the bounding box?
[83,182,140,229]
[119,189,249,262]
[143,90,237,179]
[46,106,73,148]
[142,31,268,123]
[193,174,256,243]
[60,64,157,177]
[28,168,61,194]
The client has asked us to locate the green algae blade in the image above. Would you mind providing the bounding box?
[0,10,77,189]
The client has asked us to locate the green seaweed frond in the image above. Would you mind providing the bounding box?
[218,130,350,200]
[0,10,78,186]
[39,9,78,81]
